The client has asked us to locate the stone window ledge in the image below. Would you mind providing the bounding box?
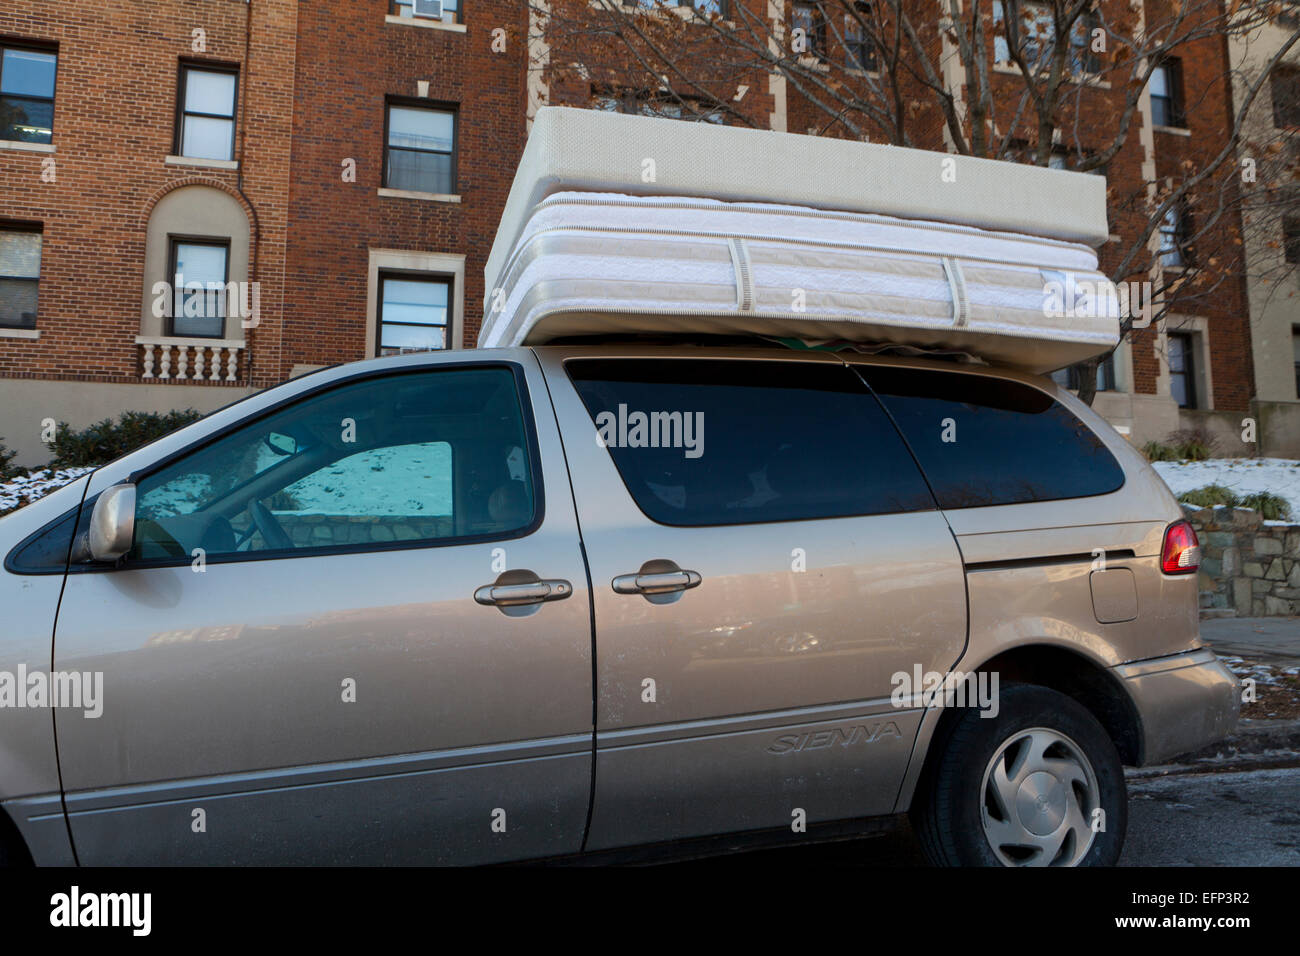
[377,188,462,203]
[384,15,467,32]
[165,155,239,170]
[0,140,54,154]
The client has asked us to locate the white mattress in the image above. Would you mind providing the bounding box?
[479,191,1120,374]
[485,106,1111,312]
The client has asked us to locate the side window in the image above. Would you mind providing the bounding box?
[859,366,1124,509]
[566,359,933,526]
[129,366,536,562]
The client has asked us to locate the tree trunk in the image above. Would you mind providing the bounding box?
[1075,356,1100,407]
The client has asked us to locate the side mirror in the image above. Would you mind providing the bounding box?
[265,432,298,456]
[82,483,137,563]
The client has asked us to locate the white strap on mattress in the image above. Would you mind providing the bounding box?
[941,257,969,328]
[727,238,754,312]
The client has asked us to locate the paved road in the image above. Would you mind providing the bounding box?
[1121,766,1300,866]
[1201,616,1300,664]
[675,766,1300,866]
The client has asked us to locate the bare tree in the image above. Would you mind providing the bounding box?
[530,0,1300,405]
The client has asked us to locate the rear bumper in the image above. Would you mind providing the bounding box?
[1115,647,1240,766]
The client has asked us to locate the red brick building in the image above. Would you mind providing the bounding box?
[1,0,527,464]
[0,0,1265,464]
[539,0,1263,450]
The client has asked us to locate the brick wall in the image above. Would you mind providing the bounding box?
[0,0,297,390]
[0,0,1256,417]
[281,1,528,370]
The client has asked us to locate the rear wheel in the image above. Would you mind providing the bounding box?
[911,683,1126,867]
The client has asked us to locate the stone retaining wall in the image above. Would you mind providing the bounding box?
[1184,504,1300,617]
[277,513,454,548]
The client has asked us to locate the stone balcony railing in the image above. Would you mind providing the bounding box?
[135,335,246,382]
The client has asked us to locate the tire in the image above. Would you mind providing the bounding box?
[910,683,1127,867]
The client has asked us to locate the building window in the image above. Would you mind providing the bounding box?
[993,1,1054,69]
[176,64,238,161]
[1168,332,1197,409]
[1292,327,1300,399]
[391,0,462,24]
[843,3,878,72]
[793,3,826,58]
[168,238,229,338]
[1272,67,1300,128]
[0,228,41,329]
[1050,355,1116,393]
[1159,205,1191,268]
[1149,59,1185,128]
[1285,213,1300,265]
[385,103,456,194]
[378,274,451,355]
[1068,11,1101,75]
[691,0,728,14]
[0,46,56,144]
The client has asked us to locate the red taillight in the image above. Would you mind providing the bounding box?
[1161,520,1201,575]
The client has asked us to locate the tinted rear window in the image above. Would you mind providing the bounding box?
[858,366,1124,509]
[567,359,934,526]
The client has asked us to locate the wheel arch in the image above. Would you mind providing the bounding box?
[895,643,1143,813]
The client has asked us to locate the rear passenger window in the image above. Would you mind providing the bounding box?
[567,359,934,526]
[858,366,1124,509]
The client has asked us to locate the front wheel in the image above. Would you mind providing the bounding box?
[910,683,1127,867]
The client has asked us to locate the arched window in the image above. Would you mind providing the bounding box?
[139,185,251,341]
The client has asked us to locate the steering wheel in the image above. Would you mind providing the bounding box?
[250,500,294,551]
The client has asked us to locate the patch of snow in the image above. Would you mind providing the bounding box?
[1151,457,1300,519]
[0,467,94,515]
[280,442,453,516]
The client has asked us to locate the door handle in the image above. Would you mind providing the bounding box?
[474,572,572,608]
[612,570,701,595]
[611,560,702,602]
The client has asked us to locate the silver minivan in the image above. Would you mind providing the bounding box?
[0,343,1239,866]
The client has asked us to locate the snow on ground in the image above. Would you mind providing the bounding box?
[1152,457,1300,522]
[278,442,453,516]
[0,467,93,515]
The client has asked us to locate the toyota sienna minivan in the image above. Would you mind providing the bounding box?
[0,342,1239,866]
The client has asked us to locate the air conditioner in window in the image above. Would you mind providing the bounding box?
[413,0,444,19]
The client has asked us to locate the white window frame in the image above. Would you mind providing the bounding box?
[365,249,465,357]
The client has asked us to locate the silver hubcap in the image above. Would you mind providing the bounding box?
[979,727,1100,867]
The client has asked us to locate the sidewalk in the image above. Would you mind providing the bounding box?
[1200,616,1300,664]
[1161,616,1300,768]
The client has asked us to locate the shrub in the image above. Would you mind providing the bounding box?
[1166,427,1218,462]
[1142,440,1177,462]
[0,437,18,481]
[49,409,204,469]
[1238,491,1292,521]
[1176,484,1241,509]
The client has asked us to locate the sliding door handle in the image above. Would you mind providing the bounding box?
[612,570,701,595]
[611,560,701,603]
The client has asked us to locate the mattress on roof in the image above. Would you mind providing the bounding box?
[478,190,1120,375]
